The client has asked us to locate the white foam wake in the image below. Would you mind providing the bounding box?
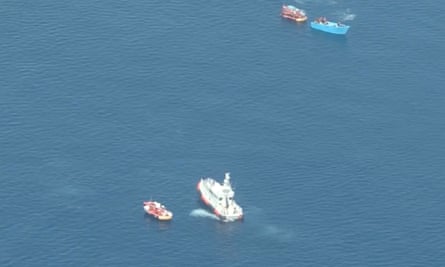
[340,9,356,21]
[244,224,294,243]
[189,209,219,220]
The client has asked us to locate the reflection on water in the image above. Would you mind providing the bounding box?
[214,218,243,236]
[143,214,172,232]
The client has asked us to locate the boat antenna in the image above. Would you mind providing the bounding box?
[224,172,231,186]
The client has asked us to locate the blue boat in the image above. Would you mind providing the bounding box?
[310,17,350,35]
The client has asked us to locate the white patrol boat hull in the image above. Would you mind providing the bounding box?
[197,172,244,222]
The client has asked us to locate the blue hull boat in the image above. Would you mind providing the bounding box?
[310,17,350,35]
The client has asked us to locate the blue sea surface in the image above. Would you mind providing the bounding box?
[1,0,444,266]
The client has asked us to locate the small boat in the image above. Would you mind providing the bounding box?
[310,17,350,35]
[281,5,308,23]
[197,172,243,222]
[143,201,173,221]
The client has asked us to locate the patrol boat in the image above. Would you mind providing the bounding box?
[197,172,243,222]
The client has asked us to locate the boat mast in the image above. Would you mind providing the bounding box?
[224,172,231,186]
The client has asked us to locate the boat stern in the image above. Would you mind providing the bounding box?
[219,213,244,222]
[158,212,173,221]
[214,204,244,222]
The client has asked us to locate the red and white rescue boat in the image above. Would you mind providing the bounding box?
[143,201,173,221]
[281,5,308,23]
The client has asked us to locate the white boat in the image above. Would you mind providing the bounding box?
[197,172,244,222]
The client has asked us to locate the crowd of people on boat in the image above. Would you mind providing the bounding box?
[315,17,345,27]
[316,17,328,24]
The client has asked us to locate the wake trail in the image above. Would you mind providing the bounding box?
[189,209,220,221]
[337,8,356,21]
